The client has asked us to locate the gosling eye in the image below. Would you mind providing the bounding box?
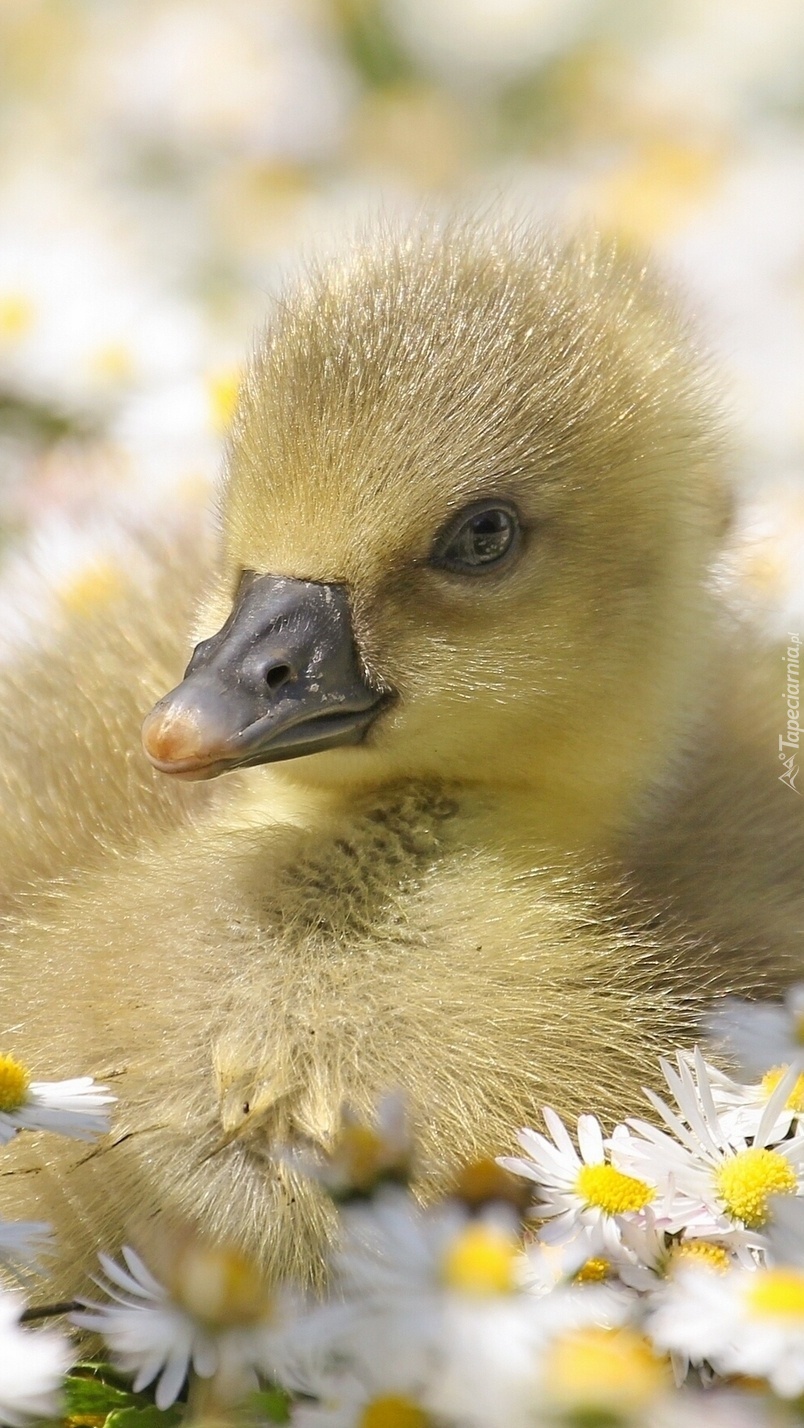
[431,500,522,574]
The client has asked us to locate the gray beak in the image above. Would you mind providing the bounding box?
[142,573,387,780]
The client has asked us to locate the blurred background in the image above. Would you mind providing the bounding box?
[1,0,803,636]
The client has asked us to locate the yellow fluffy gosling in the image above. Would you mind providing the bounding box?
[0,220,800,1293]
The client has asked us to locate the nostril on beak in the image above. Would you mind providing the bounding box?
[264,662,292,694]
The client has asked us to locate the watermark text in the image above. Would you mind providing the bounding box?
[779,632,801,793]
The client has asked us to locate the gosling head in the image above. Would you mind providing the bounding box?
[143,221,730,848]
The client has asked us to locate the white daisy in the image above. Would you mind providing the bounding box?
[620,1211,756,1284]
[648,1261,804,1398]
[614,1211,758,1387]
[704,1057,804,1142]
[611,1049,804,1243]
[0,1055,113,1144]
[523,1208,749,1305]
[707,985,804,1078]
[520,1218,650,1305]
[0,1289,73,1426]
[73,1241,283,1411]
[499,1108,657,1250]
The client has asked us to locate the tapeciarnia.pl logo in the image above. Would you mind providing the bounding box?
[779,631,801,794]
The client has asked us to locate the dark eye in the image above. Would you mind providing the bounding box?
[432,501,521,574]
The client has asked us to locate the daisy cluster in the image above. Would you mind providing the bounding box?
[6,991,804,1426]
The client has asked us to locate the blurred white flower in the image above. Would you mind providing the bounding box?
[428,1285,629,1428]
[764,1194,804,1266]
[648,1261,804,1398]
[74,1241,283,1411]
[288,1325,435,1428]
[534,1321,671,1426]
[296,1188,539,1428]
[650,1390,781,1428]
[0,1054,113,1144]
[109,376,225,512]
[0,509,211,682]
[289,1092,415,1203]
[499,1107,656,1249]
[290,1189,629,1428]
[708,984,804,1078]
[94,0,351,164]
[0,182,203,417]
[334,1176,522,1308]
[623,0,804,133]
[0,1290,73,1427]
[391,0,598,85]
[0,1220,52,1276]
[662,144,804,488]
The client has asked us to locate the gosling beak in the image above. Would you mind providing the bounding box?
[142,573,387,779]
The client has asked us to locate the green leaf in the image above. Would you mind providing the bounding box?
[247,1388,291,1424]
[62,1368,183,1428]
[64,1372,137,1419]
[334,0,413,90]
[105,1406,182,1428]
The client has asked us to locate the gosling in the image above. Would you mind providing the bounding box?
[0,219,800,1293]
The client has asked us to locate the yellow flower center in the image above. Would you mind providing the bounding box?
[0,1053,31,1113]
[543,1326,670,1413]
[593,140,720,247]
[332,1123,388,1192]
[668,1240,731,1274]
[574,1162,655,1215]
[172,1241,271,1329]
[441,1223,519,1296]
[0,294,34,341]
[715,1147,797,1228]
[360,1396,429,1428]
[761,1065,804,1113]
[207,367,241,433]
[747,1268,804,1319]
[574,1256,612,1283]
[89,342,135,383]
[451,1157,529,1214]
